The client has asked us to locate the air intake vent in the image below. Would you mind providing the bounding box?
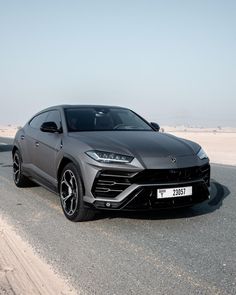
[92,171,137,198]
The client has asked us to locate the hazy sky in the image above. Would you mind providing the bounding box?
[0,0,235,126]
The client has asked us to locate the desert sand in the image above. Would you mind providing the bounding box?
[0,215,78,295]
[0,125,19,138]
[164,127,236,166]
[1,125,236,166]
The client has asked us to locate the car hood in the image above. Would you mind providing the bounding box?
[69,131,201,168]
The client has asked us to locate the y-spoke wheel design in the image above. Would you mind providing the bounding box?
[12,150,30,187]
[59,163,95,222]
[13,152,20,184]
[60,170,78,216]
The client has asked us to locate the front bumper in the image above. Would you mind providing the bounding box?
[86,164,211,211]
[92,180,209,210]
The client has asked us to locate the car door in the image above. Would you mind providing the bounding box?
[33,110,63,188]
[22,111,49,173]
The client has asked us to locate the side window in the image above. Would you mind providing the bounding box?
[46,110,61,129]
[29,112,49,129]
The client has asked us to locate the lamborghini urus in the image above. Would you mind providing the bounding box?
[13,105,210,221]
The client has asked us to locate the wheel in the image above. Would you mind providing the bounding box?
[59,163,95,222]
[13,150,31,187]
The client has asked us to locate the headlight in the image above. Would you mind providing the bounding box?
[197,148,208,160]
[85,150,134,163]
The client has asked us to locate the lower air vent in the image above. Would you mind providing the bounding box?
[92,171,137,198]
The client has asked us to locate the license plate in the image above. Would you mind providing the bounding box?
[157,186,192,199]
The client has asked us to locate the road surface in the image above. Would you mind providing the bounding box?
[0,137,235,294]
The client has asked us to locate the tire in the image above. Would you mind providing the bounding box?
[13,150,31,187]
[59,163,95,222]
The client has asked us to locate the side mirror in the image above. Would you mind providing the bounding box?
[150,122,160,132]
[40,121,61,133]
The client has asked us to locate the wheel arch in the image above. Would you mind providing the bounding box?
[57,155,85,194]
[12,145,19,156]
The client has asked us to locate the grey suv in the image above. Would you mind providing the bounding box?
[13,105,210,221]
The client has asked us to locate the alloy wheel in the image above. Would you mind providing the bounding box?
[60,169,79,216]
[13,152,20,184]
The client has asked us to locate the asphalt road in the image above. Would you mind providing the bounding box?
[0,137,235,295]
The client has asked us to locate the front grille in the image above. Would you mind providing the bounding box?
[133,164,210,184]
[92,164,210,199]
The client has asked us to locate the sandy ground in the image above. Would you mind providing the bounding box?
[163,126,236,166]
[0,215,78,295]
[168,131,236,166]
[0,126,19,138]
[1,125,236,166]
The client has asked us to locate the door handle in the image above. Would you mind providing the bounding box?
[35,142,39,147]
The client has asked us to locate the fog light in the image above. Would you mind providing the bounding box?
[106,202,111,208]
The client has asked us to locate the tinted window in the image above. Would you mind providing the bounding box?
[65,107,152,132]
[29,112,49,129]
[46,110,61,129]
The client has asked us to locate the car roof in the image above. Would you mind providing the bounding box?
[28,105,132,122]
[41,105,129,112]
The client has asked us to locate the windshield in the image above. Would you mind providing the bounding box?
[65,107,153,132]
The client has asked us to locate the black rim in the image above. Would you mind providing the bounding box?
[13,153,20,183]
[60,169,79,216]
